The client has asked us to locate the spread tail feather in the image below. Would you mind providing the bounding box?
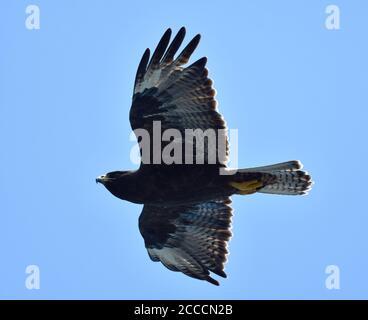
[232,161,313,196]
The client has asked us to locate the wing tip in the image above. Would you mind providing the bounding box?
[163,27,172,39]
[206,276,220,286]
[213,269,227,278]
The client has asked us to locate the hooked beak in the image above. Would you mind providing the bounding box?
[96,175,106,184]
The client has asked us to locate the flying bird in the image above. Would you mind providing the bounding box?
[96,27,312,285]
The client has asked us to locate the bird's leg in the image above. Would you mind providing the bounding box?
[229,180,264,195]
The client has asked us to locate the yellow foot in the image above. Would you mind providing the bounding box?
[229,180,264,195]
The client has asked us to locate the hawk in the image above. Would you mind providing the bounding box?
[96,27,312,285]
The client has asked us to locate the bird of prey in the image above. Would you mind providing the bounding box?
[96,27,312,285]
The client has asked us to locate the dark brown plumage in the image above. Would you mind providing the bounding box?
[96,27,312,285]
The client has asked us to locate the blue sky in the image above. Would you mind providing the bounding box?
[1,0,367,299]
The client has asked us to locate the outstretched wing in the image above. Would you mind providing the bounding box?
[130,27,228,166]
[138,198,232,285]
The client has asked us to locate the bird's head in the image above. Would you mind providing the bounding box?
[96,170,139,202]
[96,171,127,185]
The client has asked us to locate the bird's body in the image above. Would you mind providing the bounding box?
[102,165,233,206]
[97,27,312,285]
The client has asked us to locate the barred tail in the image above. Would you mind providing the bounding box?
[232,161,313,196]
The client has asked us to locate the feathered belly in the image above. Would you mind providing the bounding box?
[136,164,232,205]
